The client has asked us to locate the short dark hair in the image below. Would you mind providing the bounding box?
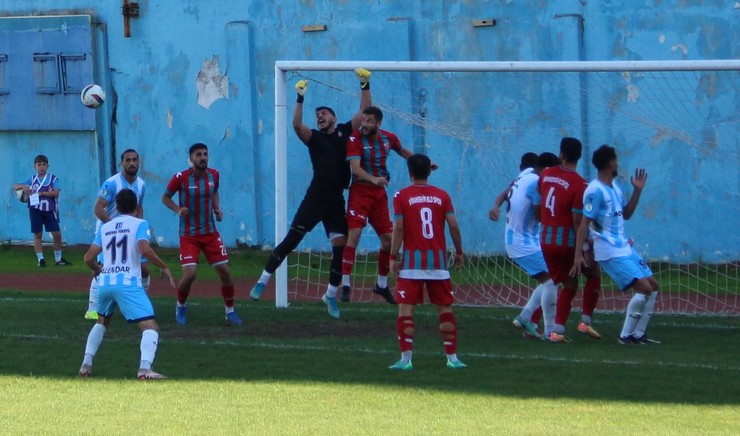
[315,106,336,117]
[34,154,48,164]
[115,189,138,215]
[120,149,138,161]
[407,154,432,180]
[560,137,582,163]
[592,144,618,171]
[536,152,560,169]
[363,106,383,122]
[519,152,538,170]
[189,143,208,156]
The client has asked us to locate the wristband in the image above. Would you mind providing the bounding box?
[456,250,463,255]
[296,94,304,103]
[360,81,370,90]
[389,254,398,261]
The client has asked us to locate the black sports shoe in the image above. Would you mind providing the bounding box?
[373,285,397,305]
[341,285,351,302]
[633,334,661,345]
[55,258,72,266]
[618,335,643,345]
[38,259,47,267]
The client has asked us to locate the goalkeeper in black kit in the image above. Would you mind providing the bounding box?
[249,68,373,319]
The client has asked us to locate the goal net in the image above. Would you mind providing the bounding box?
[274,61,739,316]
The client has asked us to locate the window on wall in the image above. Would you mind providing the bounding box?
[0,15,96,130]
[33,54,61,94]
[0,54,8,95]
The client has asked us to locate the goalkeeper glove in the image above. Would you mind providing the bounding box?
[355,68,371,90]
[295,79,308,103]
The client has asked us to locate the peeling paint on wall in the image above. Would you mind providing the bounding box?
[196,55,229,109]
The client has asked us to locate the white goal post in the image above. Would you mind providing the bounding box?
[274,60,740,311]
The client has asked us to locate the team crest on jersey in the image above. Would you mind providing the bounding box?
[584,203,593,212]
[100,189,108,197]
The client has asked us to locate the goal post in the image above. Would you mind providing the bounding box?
[274,60,740,313]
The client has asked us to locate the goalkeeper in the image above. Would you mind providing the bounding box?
[249,68,373,319]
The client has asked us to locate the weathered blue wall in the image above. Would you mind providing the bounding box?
[1,1,737,262]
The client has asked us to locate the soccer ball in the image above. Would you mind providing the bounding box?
[15,189,29,203]
[81,84,106,109]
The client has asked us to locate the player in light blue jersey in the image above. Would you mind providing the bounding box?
[490,152,560,339]
[571,145,660,345]
[85,149,149,320]
[79,189,175,379]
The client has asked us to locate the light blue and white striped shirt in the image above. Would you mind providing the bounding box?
[504,168,542,258]
[582,179,632,261]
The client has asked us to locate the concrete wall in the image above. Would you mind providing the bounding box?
[1,1,737,262]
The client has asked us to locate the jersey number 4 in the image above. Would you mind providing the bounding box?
[545,187,557,217]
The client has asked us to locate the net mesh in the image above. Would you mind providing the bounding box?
[280,66,739,315]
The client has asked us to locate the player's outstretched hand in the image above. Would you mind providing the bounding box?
[390,259,399,276]
[631,168,648,190]
[488,207,501,222]
[214,209,223,222]
[295,79,308,96]
[569,255,587,277]
[453,253,464,270]
[160,267,176,288]
[355,68,371,83]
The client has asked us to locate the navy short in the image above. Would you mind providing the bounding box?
[291,195,347,239]
[29,208,60,234]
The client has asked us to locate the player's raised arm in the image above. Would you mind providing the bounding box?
[623,168,647,220]
[350,68,372,130]
[292,80,312,145]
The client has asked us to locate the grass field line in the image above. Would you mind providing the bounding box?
[1,295,737,331]
[5,331,738,373]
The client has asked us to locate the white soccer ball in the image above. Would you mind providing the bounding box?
[15,188,29,203]
[81,84,106,109]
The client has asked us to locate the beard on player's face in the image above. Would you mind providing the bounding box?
[195,159,208,170]
[124,165,138,176]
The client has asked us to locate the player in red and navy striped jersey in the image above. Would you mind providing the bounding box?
[162,143,242,326]
[387,154,465,370]
[536,137,602,342]
[343,106,416,304]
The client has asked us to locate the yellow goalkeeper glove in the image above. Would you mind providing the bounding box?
[295,80,308,96]
[355,68,371,90]
[295,79,308,103]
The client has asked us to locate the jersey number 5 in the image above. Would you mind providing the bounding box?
[545,187,556,217]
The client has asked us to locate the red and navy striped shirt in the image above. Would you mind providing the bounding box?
[346,129,402,180]
[165,168,220,237]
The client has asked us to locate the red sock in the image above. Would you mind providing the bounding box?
[530,307,543,325]
[582,277,601,318]
[397,316,414,352]
[221,285,235,308]
[439,312,457,354]
[377,250,390,276]
[342,246,356,275]
[176,288,188,305]
[555,288,577,326]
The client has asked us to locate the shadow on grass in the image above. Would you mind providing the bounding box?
[1,291,739,405]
